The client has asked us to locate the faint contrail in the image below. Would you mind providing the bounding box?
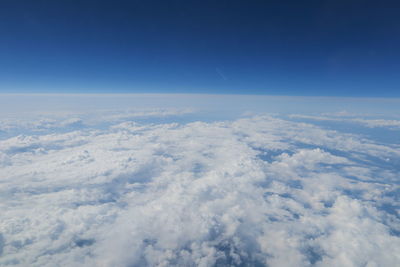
[216,68,227,81]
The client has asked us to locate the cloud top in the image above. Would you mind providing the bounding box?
[0,114,399,266]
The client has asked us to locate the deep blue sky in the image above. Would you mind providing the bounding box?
[1,0,399,96]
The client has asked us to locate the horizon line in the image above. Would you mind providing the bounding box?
[1,92,400,101]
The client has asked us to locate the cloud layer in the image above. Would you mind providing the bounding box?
[0,114,399,266]
[289,114,400,129]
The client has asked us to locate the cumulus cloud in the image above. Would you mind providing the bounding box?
[0,114,399,266]
[0,108,194,138]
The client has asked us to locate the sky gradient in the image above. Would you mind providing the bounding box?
[1,0,399,96]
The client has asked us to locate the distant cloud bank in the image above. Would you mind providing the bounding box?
[289,114,400,129]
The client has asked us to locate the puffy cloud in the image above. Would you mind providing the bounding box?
[0,108,193,137]
[0,114,399,266]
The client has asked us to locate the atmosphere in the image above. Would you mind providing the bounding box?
[1,0,399,96]
[1,2,400,267]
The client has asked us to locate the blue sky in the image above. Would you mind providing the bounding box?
[1,0,399,96]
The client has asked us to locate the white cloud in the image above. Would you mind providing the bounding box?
[0,108,194,137]
[0,114,399,266]
[289,114,400,129]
